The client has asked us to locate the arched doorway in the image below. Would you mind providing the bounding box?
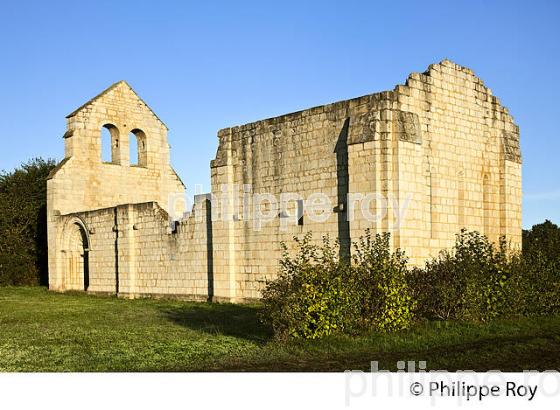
[62,221,90,291]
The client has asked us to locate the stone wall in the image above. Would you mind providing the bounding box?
[53,198,211,299]
[47,59,522,303]
[209,59,521,300]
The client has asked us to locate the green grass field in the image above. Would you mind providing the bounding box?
[0,286,559,372]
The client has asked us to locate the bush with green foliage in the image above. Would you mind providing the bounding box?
[408,230,513,322]
[0,158,56,286]
[260,234,355,339]
[261,222,560,339]
[513,220,560,315]
[260,230,415,339]
[350,231,415,332]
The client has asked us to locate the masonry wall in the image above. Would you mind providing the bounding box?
[54,199,211,298]
[210,59,522,301]
[47,60,522,303]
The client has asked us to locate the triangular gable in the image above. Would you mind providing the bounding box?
[66,80,168,130]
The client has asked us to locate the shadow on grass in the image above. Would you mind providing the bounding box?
[160,303,273,344]
[208,330,560,372]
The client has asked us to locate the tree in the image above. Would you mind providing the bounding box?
[0,158,56,285]
[523,220,560,266]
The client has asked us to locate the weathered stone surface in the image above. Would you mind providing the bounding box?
[47,60,522,303]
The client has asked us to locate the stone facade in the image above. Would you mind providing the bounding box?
[47,60,522,302]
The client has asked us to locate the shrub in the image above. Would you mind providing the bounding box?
[351,231,415,332]
[513,221,560,315]
[505,255,559,316]
[409,230,513,322]
[262,224,560,340]
[260,230,415,339]
[260,234,354,340]
[0,158,56,286]
[408,258,464,322]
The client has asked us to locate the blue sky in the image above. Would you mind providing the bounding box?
[0,0,558,228]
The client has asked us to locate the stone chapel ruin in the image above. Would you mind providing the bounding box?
[47,59,522,302]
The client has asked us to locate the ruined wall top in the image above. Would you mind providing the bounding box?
[214,59,521,165]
